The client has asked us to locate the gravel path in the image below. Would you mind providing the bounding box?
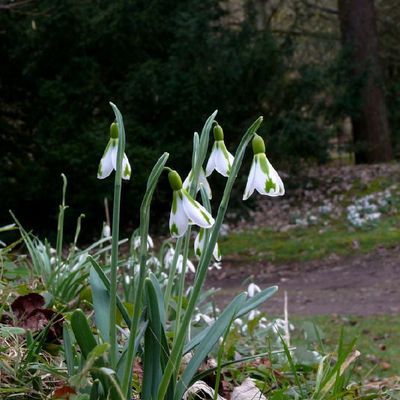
[206,246,400,316]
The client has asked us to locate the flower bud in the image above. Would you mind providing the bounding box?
[213,124,224,141]
[252,134,265,155]
[168,170,183,191]
[110,122,119,139]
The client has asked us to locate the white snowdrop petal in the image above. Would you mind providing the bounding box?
[97,143,114,179]
[187,259,196,273]
[110,142,118,170]
[243,158,257,200]
[194,231,202,259]
[122,153,132,180]
[254,158,269,195]
[182,171,192,191]
[199,169,212,199]
[169,192,189,238]
[205,144,217,177]
[182,191,214,228]
[215,146,230,177]
[248,283,261,298]
[267,159,285,196]
[213,242,221,261]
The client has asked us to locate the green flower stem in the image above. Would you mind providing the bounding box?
[56,173,68,270]
[157,116,263,400]
[163,237,183,313]
[173,227,191,338]
[108,102,126,368]
[121,152,169,398]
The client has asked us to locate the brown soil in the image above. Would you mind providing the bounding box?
[206,246,400,316]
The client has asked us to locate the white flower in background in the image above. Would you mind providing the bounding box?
[132,234,154,251]
[146,255,161,268]
[176,255,196,274]
[102,223,111,238]
[163,247,175,268]
[183,168,212,199]
[163,247,196,274]
[208,261,222,271]
[206,123,234,177]
[259,317,268,329]
[97,122,131,180]
[168,170,215,238]
[193,313,215,325]
[247,283,261,298]
[243,134,284,200]
[194,228,221,261]
[248,309,260,321]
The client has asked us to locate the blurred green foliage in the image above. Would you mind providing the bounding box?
[0,0,339,237]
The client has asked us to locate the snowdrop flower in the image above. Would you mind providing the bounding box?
[163,247,175,268]
[205,123,234,177]
[247,283,261,298]
[176,254,196,274]
[208,261,222,271]
[248,309,260,321]
[194,228,221,261]
[163,247,196,274]
[193,313,214,325]
[132,234,154,251]
[102,223,111,238]
[97,122,131,180]
[243,134,284,200]
[168,170,215,238]
[183,168,212,199]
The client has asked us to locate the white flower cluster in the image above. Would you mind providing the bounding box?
[346,189,392,227]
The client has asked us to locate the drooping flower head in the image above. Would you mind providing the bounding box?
[183,168,212,200]
[205,123,234,178]
[194,228,221,261]
[97,122,131,180]
[168,170,215,238]
[243,134,284,200]
[247,282,261,298]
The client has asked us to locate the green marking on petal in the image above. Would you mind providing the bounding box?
[200,210,211,225]
[123,164,131,178]
[258,154,270,175]
[98,162,103,176]
[196,248,202,257]
[172,191,178,214]
[265,179,277,193]
[182,189,198,207]
[218,141,231,163]
[171,223,179,236]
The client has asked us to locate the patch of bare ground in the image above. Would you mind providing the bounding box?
[206,245,400,316]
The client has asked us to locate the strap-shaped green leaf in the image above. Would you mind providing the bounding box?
[88,256,132,327]
[142,278,163,400]
[70,309,97,360]
[62,322,76,376]
[89,267,111,343]
[149,272,166,327]
[174,292,247,400]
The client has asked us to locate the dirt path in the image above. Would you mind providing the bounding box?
[206,246,400,316]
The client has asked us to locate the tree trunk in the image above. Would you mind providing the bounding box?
[338,0,393,163]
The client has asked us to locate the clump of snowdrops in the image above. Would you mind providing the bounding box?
[61,103,285,399]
